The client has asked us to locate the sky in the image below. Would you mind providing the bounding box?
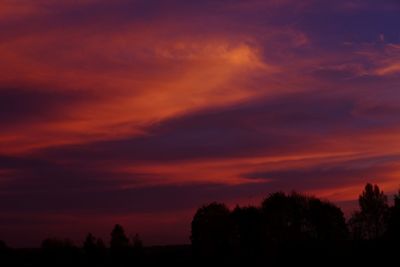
[0,0,400,247]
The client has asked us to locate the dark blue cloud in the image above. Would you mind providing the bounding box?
[0,152,272,213]
[0,86,89,127]
[297,1,400,48]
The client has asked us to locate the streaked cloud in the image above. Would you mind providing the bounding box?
[0,0,399,246]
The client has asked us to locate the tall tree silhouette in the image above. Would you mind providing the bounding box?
[349,183,389,240]
[387,189,400,240]
[110,224,130,249]
[110,224,131,266]
[191,202,233,262]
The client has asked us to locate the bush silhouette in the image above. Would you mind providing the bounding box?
[41,238,80,266]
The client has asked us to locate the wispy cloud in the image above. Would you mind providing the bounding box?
[0,0,399,246]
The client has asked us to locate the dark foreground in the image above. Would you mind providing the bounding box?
[1,183,399,265]
[1,241,399,266]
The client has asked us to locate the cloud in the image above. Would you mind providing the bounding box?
[0,9,277,153]
[0,86,89,126]
[17,87,397,192]
[0,152,271,216]
[38,87,400,162]
[375,63,400,76]
[244,154,400,200]
[0,84,100,153]
[1,0,400,247]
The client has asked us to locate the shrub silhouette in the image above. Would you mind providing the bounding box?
[41,238,80,266]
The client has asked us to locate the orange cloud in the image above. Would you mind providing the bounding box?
[0,19,282,154]
[2,0,400,248]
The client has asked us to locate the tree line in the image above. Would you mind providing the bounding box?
[41,224,144,266]
[0,183,399,265]
[191,183,400,264]
[0,224,144,266]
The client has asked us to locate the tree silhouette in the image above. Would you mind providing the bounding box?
[83,233,106,264]
[131,233,144,263]
[110,224,130,249]
[190,192,349,265]
[3,184,400,266]
[262,192,308,241]
[349,183,389,240]
[83,233,96,254]
[261,192,347,241]
[131,233,143,251]
[308,198,348,240]
[231,205,264,258]
[191,202,233,262]
[387,189,400,240]
[110,224,131,266]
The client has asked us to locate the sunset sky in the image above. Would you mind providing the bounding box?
[1,0,400,247]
